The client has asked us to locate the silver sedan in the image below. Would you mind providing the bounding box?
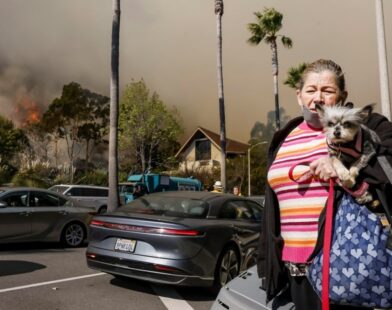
[0,187,94,247]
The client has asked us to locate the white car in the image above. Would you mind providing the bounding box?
[49,184,108,214]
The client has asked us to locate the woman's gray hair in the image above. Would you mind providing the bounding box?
[299,59,346,93]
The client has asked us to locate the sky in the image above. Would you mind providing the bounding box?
[0,0,391,143]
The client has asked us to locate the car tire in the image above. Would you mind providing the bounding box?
[61,222,85,247]
[213,245,240,291]
[98,206,107,214]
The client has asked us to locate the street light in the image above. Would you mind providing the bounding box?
[248,141,268,196]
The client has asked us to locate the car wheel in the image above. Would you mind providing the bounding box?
[98,206,107,214]
[62,222,85,247]
[215,246,240,289]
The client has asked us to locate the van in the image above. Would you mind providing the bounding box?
[48,184,109,214]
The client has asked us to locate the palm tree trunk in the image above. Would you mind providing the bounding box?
[108,0,120,211]
[271,39,280,130]
[375,0,391,120]
[215,0,227,192]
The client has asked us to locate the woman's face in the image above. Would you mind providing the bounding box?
[296,70,347,112]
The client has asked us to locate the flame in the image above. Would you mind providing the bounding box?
[14,96,42,127]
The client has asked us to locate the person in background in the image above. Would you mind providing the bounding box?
[257,59,392,310]
[211,181,223,193]
[232,186,242,196]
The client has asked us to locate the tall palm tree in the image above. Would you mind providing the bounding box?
[247,8,293,130]
[215,0,227,192]
[284,62,308,89]
[375,0,391,120]
[108,0,121,211]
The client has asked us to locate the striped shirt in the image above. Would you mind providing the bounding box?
[267,121,329,263]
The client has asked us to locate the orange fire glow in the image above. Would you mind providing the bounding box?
[14,96,42,127]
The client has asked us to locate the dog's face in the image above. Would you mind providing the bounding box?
[315,103,373,144]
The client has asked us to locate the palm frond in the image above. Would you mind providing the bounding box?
[281,36,293,48]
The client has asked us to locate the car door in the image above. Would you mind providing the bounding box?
[223,200,261,244]
[29,190,68,240]
[0,191,31,241]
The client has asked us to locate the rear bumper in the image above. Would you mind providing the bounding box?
[86,248,214,287]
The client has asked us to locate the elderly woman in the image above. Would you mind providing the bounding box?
[257,59,392,310]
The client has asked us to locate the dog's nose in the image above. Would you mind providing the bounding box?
[334,130,341,138]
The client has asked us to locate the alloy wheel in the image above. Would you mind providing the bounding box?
[64,223,85,247]
[218,248,239,287]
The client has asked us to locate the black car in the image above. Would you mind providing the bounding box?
[86,191,263,289]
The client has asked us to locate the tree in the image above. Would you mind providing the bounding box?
[215,0,227,192]
[284,62,308,89]
[41,82,109,181]
[247,7,293,130]
[118,79,183,174]
[108,0,121,211]
[0,115,28,183]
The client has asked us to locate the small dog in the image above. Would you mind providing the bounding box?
[315,102,380,205]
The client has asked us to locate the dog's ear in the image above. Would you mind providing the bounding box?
[343,102,354,109]
[359,104,374,122]
[314,103,325,117]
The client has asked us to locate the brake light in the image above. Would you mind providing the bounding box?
[153,264,180,273]
[89,220,202,236]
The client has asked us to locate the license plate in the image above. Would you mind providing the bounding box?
[114,238,136,253]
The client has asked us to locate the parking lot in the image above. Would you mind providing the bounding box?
[0,243,216,310]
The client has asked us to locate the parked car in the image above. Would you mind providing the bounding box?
[0,187,94,247]
[211,265,295,310]
[86,191,264,289]
[48,184,108,214]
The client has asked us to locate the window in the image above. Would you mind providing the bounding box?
[246,201,263,221]
[29,191,67,207]
[2,192,28,207]
[195,139,211,161]
[219,201,255,220]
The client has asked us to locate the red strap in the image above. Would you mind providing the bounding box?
[288,161,313,183]
[322,179,334,310]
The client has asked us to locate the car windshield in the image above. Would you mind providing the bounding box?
[48,186,68,194]
[120,196,209,218]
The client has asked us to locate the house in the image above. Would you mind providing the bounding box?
[175,127,249,172]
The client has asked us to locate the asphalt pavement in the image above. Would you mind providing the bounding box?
[0,243,216,310]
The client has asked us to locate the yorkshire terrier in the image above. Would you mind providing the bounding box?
[315,102,380,205]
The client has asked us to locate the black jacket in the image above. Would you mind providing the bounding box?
[257,113,392,303]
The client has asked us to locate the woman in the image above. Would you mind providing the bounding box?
[257,59,392,310]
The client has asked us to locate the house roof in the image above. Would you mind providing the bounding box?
[175,127,249,158]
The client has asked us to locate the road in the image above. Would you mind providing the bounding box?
[0,243,217,310]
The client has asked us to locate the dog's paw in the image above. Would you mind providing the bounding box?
[349,167,359,178]
[356,192,373,205]
[339,173,356,188]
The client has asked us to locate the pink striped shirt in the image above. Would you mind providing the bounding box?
[267,121,329,263]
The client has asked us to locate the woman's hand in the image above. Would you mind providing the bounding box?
[309,156,337,181]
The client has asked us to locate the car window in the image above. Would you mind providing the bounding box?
[1,191,28,207]
[219,201,255,220]
[68,187,82,196]
[30,191,67,207]
[49,186,69,194]
[120,196,209,218]
[246,200,263,221]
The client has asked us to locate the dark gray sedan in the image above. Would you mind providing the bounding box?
[0,187,94,247]
[86,191,263,289]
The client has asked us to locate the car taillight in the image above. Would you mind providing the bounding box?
[89,220,202,236]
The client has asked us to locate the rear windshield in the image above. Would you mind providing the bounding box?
[120,196,209,218]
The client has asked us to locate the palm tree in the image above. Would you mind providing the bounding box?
[215,0,227,192]
[375,0,391,120]
[247,8,293,130]
[284,62,308,89]
[108,0,121,212]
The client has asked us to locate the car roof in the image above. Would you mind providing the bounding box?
[51,184,109,189]
[0,187,70,198]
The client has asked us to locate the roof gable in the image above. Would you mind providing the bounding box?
[175,127,249,158]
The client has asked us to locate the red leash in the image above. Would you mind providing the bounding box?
[322,178,334,310]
